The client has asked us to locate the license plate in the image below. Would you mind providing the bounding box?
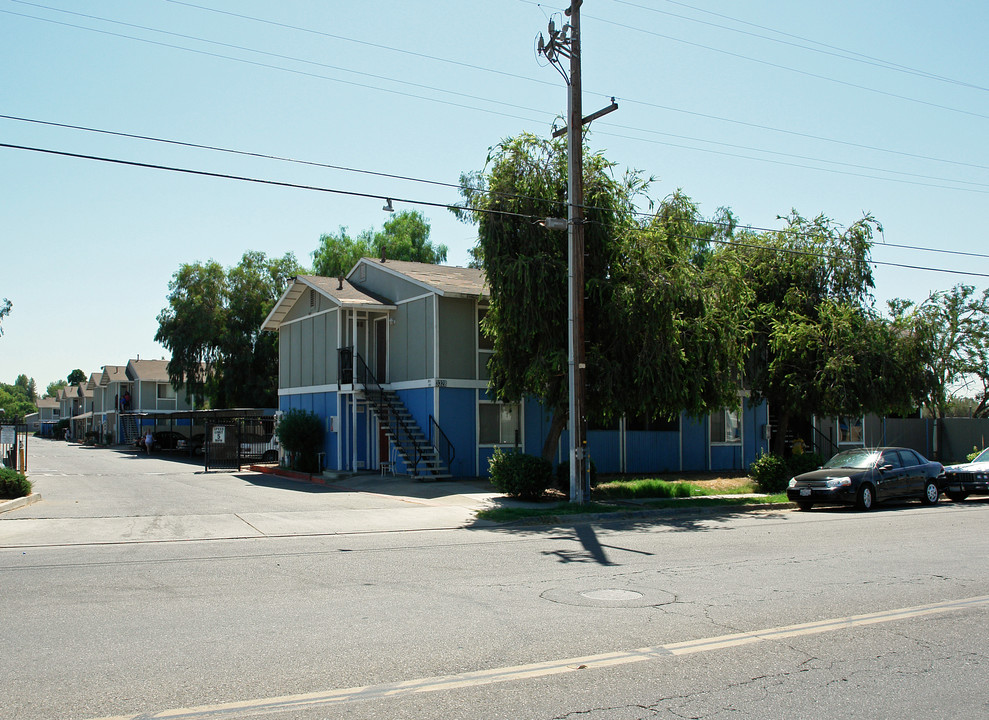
[799,488,811,496]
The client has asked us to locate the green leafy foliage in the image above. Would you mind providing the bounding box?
[155,251,302,408]
[488,449,552,500]
[968,447,985,462]
[456,133,749,460]
[46,379,68,399]
[66,369,86,385]
[748,453,792,494]
[311,210,447,278]
[0,297,10,337]
[275,409,325,473]
[0,381,36,419]
[0,467,31,499]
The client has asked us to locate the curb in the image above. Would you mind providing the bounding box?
[0,493,42,515]
[495,501,796,527]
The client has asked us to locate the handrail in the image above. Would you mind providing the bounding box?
[347,348,424,473]
[811,425,838,459]
[429,414,455,470]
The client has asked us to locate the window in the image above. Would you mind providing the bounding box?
[157,383,177,400]
[837,416,864,444]
[710,408,741,444]
[479,402,520,445]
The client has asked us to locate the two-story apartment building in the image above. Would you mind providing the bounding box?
[263,258,769,479]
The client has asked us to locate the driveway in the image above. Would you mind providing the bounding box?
[1,439,509,546]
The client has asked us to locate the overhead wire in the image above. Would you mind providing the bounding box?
[2,140,987,279]
[6,4,987,196]
[6,111,989,262]
[609,0,989,93]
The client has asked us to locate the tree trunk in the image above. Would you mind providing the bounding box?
[541,407,568,464]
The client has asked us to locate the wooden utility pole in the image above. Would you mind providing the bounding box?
[538,1,616,503]
[566,1,588,504]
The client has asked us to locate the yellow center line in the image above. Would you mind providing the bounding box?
[88,594,989,720]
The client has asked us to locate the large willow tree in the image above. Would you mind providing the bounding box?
[455,132,751,460]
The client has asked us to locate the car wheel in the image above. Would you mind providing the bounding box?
[921,480,940,505]
[261,450,277,462]
[946,491,969,502]
[856,484,874,511]
[796,501,814,511]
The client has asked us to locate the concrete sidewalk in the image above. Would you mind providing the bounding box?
[0,471,522,547]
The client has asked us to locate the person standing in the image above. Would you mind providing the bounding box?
[144,429,153,454]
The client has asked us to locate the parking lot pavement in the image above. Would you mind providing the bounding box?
[0,440,511,547]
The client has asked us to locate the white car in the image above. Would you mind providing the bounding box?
[942,448,989,501]
[240,433,279,462]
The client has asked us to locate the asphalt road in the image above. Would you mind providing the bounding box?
[2,440,988,719]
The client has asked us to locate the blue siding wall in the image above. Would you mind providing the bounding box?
[626,432,679,473]
[681,415,708,470]
[587,431,620,473]
[280,391,340,471]
[439,388,476,477]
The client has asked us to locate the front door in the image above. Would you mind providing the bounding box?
[375,317,387,382]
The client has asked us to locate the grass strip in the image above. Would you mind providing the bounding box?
[477,494,790,523]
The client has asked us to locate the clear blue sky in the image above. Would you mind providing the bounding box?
[2,0,987,391]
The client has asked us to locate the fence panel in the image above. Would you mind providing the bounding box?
[0,423,28,472]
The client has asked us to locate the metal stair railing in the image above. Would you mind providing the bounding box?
[351,350,425,475]
[428,414,455,471]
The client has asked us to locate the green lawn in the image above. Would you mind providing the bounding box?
[477,493,790,523]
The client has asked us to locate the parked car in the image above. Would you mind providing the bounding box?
[786,447,944,511]
[176,433,205,456]
[942,448,989,502]
[240,433,279,462]
[152,430,187,450]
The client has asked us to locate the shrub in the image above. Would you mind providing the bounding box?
[0,468,31,499]
[489,449,552,500]
[968,447,984,462]
[787,452,825,477]
[275,409,325,473]
[748,453,791,494]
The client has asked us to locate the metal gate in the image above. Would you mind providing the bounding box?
[1,423,28,473]
[204,422,242,471]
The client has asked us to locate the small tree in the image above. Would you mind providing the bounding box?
[275,409,325,472]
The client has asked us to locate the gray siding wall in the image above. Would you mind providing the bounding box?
[438,297,477,379]
[278,308,340,389]
[391,296,433,382]
[354,262,425,303]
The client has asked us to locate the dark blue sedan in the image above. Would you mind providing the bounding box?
[786,447,944,511]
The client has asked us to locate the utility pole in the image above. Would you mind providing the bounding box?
[538,1,615,504]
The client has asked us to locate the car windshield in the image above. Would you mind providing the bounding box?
[972,448,989,463]
[823,450,880,469]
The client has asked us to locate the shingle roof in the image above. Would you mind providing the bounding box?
[127,359,171,383]
[100,365,127,385]
[354,258,487,298]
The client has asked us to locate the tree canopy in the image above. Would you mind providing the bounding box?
[901,284,989,418]
[0,380,35,419]
[66,369,87,385]
[311,210,448,278]
[45,379,68,399]
[456,132,751,459]
[0,298,10,337]
[717,212,929,451]
[155,251,302,408]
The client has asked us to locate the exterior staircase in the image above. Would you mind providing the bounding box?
[361,387,452,481]
[120,414,141,446]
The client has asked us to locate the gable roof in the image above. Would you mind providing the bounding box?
[127,359,171,383]
[351,258,487,299]
[262,275,395,332]
[100,365,128,385]
[37,397,59,410]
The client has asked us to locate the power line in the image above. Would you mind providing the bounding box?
[584,13,989,122]
[9,3,987,185]
[2,140,987,279]
[0,141,538,223]
[5,112,989,263]
[609,0,989,93]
